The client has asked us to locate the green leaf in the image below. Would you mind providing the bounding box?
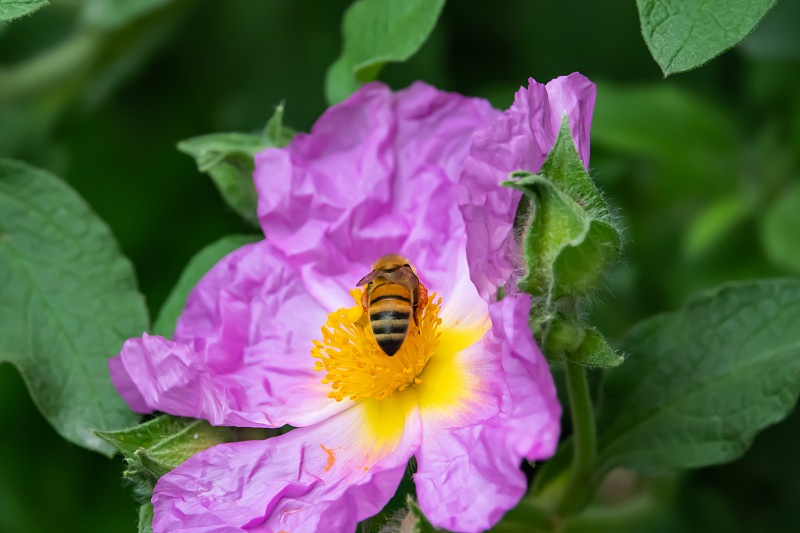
[324,0,446,105]
[81,0,174,29]
[138,503,154,533]
[0,160,147,455]
[596,280,800,478]
[684,194,752,261]
[153,234,261,338]
[0,0,47,22]
[177,105,293,226]
[637,0,776,75]
[95,415,240,490]
[406,495,437,533]
[761,182,800,273]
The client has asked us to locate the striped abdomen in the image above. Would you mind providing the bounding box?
[368,281,415,356]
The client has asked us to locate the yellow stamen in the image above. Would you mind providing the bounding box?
[312,288,442,402]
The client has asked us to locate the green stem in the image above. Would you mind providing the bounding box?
[556,357,597,517]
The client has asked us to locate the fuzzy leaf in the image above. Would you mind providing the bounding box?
[0,0,47,22]
[325,0,446,105]
[95,415,240,490]
[0,160,147,455]
[637,0,776,75]
[153,234,261,338]
[178,105,293,226]
[597,280,800,477]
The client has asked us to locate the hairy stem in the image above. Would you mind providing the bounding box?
[556,358,597,517]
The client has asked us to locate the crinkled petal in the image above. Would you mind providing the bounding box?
[110,240,352,427]
[459,73,597,299]
[254,81,500,308]
[152,400,421,533]
[488,293,561,459]
[415,424,527,533]
[415,293,560,532]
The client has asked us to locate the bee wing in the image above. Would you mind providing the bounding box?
[356,270,380,287]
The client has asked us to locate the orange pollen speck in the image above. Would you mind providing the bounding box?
[312,288,442,402]
[320,445,336,471]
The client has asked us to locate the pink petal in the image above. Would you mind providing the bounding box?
[110,240,352,427]
[487,293,561,460]
[152,402,421,533]
[254,81,500,307]
[415,293,560,532]
[415,424,528,532]
[459,73,597,300]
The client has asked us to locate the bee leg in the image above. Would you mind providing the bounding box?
[414,282,428,326]
[361,285,370,313]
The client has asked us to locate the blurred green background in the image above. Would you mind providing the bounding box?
[1,0,799,531]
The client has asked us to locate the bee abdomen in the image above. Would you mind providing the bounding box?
[369,310,410,356]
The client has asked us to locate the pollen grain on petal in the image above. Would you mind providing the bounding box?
[320,444,336,471]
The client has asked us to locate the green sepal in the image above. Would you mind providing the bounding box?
[406,495,437,533]
[95,415,241,494]
[539,311,621,367]
[504,172,585,299]
[543,313,585,354]
[138,503,154,533]
[566,327,624,368]
[177,104,294,226]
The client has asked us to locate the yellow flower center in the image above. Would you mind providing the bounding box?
[312,289,442,402]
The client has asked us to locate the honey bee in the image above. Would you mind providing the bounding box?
[356,254,428,356]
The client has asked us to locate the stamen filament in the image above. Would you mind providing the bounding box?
[312,289,443,402]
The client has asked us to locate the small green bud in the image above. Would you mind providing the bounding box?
[504,115,623,368]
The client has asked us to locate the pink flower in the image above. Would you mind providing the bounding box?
[110,74,595,533]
